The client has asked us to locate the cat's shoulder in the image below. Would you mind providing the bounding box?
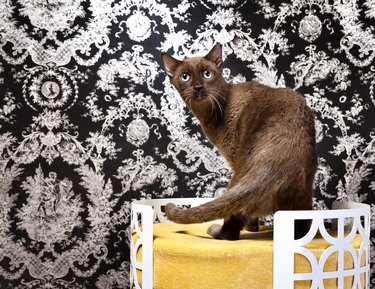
[230,80,279,99]
[232,80,303,99]
[231,80,275,92]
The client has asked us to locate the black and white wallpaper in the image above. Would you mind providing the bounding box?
[0,0,374,288]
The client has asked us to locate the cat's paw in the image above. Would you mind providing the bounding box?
[165,203,178,220]
[207,224,222,239]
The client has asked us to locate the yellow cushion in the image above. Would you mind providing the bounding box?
[134,223,363,289]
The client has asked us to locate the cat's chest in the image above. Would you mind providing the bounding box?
[202,94,251,169]
[211,111,243,168]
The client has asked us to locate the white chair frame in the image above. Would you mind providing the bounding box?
[130,198,370,289]
[130,198,214,289]
[274,201,371,289]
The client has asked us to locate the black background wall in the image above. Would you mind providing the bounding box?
[0,0,374,288]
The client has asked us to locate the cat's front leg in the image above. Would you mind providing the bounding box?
[207,214,243,240]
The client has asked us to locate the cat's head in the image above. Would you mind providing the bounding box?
[161,44,229,114]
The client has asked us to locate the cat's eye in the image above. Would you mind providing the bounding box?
[180,73,191,82]
[203,69,213,79]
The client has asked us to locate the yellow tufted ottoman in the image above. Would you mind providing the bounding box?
[130,198,370,289]
[133,223,364,289]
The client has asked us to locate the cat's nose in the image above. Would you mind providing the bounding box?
[194,85,203,92]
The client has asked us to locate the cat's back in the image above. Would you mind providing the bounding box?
[228,81,314,129]
[230,81,307,112]
[224,81,316,172]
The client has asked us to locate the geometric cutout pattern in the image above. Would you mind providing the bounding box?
[274,201,371,289]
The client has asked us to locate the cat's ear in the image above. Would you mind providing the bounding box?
[161,53,181,78]
[205,43,223,69]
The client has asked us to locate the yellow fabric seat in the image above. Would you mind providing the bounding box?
[134,222,364,289]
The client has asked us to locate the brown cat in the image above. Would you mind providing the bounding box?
[161,44,317,240]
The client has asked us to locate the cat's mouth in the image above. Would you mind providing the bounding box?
[183,90,208,107]
[195,92,206,100]
[193,85,207,100]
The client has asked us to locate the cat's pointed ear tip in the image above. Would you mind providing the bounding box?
[214,43,222,50]
[210,43,222,56]
[160,53,177,77]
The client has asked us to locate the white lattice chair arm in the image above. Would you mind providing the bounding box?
[273,201,371,289]
[130,198,214,289]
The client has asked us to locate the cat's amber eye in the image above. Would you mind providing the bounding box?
[202,69,213,79]
[180,73,191,82]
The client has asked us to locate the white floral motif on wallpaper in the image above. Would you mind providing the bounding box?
[16,166,83,247]
[13,110,86,164]
[0,161,132,282]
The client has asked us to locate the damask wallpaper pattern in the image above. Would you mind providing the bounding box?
[0,0,374,288]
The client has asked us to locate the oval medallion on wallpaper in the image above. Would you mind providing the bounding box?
[299,14,323,42]
[126,10,152,42]
[126,118,150,147]
[22,65,79,111]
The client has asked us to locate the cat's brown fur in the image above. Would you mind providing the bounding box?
[161,44,317,240]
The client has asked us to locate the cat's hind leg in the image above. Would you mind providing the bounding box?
[207,214,244,240]
[276,186,313,239]
[244,217,259,232]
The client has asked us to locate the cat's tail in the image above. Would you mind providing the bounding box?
[165,172,274,224]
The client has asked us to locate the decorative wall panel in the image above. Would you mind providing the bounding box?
[0,0,374,288]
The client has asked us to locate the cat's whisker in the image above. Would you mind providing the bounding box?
[206,95,223,120]
[208,89,228,109]
[214,97,224,118]
[208,88,228,103]
[210,96,219,116]
[217,99,224,117]
[209,96,216,118]
[188,97,193,109]
[207,91,225,119]
[216,94,228,106]
[184,94,194,109]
